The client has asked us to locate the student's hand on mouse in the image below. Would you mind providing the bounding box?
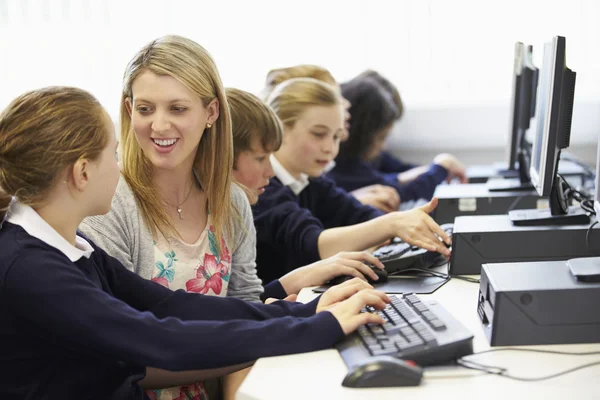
[264,294,298,304]
[315,278,379,313]
[433,153,468,184]
[279,252,385,295]
[327,289,391,335]
[351,185,401,213]
[387,197,451,257]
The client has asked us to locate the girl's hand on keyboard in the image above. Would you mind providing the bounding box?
[316,278,374,312]
[328,289,391,335]
[280,251,385,295]
[388,197,451,257]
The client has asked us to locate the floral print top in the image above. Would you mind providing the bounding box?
[148,215,231,400]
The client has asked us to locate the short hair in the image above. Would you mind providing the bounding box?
[226,87,283,163]
[339,75,401,161]
[262,64,337,100]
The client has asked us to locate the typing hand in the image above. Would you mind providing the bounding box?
[326,289,391,335]
[315,278,374,313]
[351,184,401,213]
[389,197,451,257]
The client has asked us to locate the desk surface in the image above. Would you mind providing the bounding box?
[237,278,600,400]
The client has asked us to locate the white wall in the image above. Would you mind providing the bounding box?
[0,0,598,165]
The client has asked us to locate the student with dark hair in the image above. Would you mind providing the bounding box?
[328,71,467,203]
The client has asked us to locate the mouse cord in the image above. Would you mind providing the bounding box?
[585,221,599,250]
[388,265,480,284]
[451,348,600,382]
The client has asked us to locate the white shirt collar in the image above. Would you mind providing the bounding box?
[6,202,94,262]
[270,155,310,195]
[323,160,337,174]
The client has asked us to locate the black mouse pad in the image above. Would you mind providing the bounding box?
[312,274,450,294]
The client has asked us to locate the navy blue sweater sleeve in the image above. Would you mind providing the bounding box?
[261,280,289,301]
[254,178,383,282]
[375,151,418,173]
[311,176,383,228]
[328,159,448,201]
[2,237,343,372]
[254,181,325,275]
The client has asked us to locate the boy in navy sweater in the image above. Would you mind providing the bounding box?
[255,78,451,284]
[0,87,389,399]
[328,70,468,202]
[228,87,388,290]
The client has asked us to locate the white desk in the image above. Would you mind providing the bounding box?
[237,278,600,400]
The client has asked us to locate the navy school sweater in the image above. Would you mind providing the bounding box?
[253,176,383,284]
[0,222,343,400]
[327,151,448,202]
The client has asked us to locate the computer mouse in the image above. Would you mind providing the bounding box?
[328,265,388,286]
[342,355,423,388]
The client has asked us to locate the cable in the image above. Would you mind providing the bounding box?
[389,266,480,284]
[456,358,600,382]
[507,195,525,213]
[585,221,599,250]
[454,348,600,382]
[463,347,600,357]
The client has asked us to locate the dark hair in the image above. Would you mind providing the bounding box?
[338,76,401,161]
[358,70,404,118]
[0,87,108,221]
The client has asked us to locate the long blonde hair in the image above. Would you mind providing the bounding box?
[266,77,342,128]
[261,64,337,101]
[120,35,234,244]
[0,87,108,221]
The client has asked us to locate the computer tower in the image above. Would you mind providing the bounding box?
[478,260,600,346]
[432,183,542,224]
[450,214,600,275]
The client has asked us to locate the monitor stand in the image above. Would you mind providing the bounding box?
[488,150,534,192]
[508,175,591,226]
[509,206,590,226]
[487,179,534,192]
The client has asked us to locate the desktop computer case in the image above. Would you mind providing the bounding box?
[450,214,600,275]
[432,184,542,224]
[478,261,600,346]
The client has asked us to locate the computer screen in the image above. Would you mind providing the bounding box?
[529,36,576,199]
[595,132,600,215]
[506,42,524,170]
[506,43,538,173]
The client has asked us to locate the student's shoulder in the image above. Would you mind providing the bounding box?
[261,178,295,200]
[0,224,70,282]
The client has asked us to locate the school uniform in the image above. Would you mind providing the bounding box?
[0,202,343,399]
[327,151,448,201]
[253,156,383,284]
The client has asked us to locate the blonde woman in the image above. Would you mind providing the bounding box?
[262,64,400,213]
[80,35,260,400]
[254,78,451,284]
[0,86,390,399]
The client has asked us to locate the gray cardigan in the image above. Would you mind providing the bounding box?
[80,177,264,302]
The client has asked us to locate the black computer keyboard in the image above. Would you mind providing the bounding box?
[373,224,454,273]
[336,293,473,367]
